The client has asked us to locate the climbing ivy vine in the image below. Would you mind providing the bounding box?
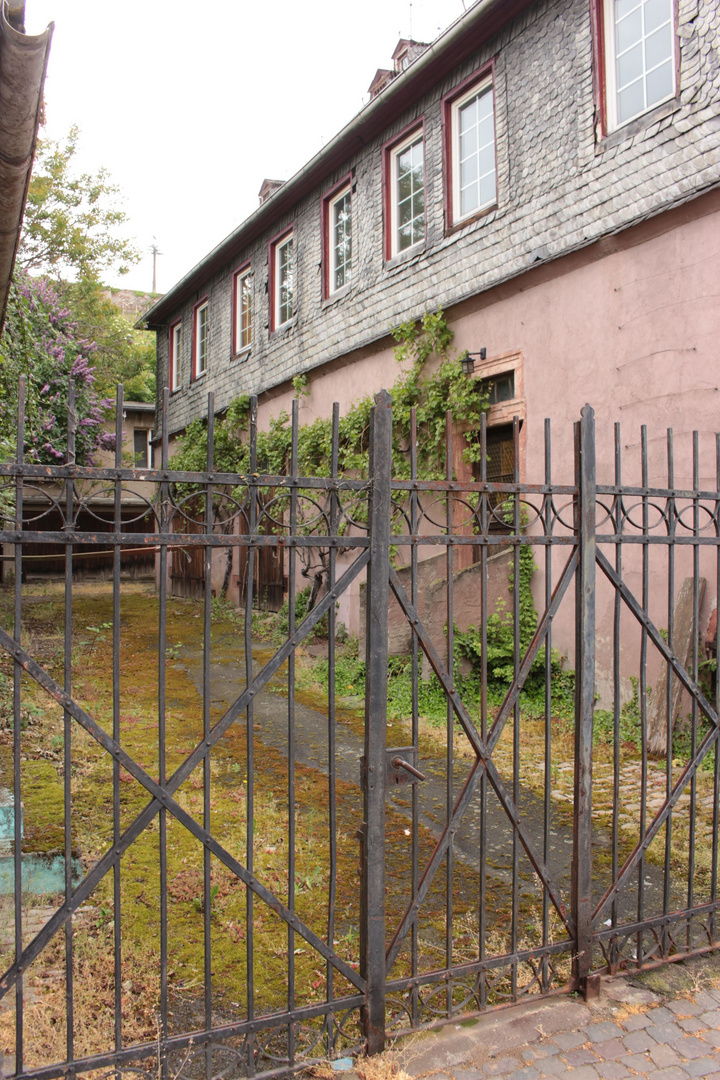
[170,308,490,481]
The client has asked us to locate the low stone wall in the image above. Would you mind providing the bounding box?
[359,545,513,667]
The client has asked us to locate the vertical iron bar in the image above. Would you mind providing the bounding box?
[688,431,700,941]
[409,408,419,1024]
[571,404,596,996]
[637,426,649,967]
[158,387,169,1078]
[113,385,124,1064]
[663,429,675,955]
[511,415,520,999]
[610,424,622,958]
[245,397,258,1074]
[445,411,454,1015]
[478,411,487,1009]
[326,402,340,1051]
[361,390,392,1056]
[287,400,298,1068]
[204,395,215,1078]
[542,418,552,991]
[13,378,25,1074]
[64,380,76,1069]
[712,434,720,934]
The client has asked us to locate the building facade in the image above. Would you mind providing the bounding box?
[142,0,720,695]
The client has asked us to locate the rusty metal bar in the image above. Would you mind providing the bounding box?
[361,390,392,1055]
[571,404,596,996]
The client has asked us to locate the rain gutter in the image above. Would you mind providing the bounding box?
[0,1,54,331]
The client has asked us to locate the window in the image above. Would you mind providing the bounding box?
[325,183,353,295]
[447,75,496,227]
[270,231,294,330]
[192,299,209,378]
[169,320,181,391]
[133,429,149,469]
[233,267,253,353]
[386,127,425,258]
[603,0,676,131]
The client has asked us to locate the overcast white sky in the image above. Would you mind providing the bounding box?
[24,0,466,295]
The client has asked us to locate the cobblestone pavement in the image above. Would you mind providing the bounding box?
[382,957,720,1080]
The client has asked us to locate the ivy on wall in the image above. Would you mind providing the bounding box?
[171,309,490,482]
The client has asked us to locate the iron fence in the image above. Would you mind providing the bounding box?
[0,380,717,1078]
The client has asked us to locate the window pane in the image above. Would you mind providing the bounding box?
[133,430,148,469]
[240,275,252,349]
[278,239,294,324]
[455,85,495,219]
[646,58,673,105]
[616,0,640,19]
[617,41,643,88]
[616,6,642,54]
[645,0,671,33]
[618,78,645,122]
[394,137,423,253]
[331,190,352,291]
[645,21,672,70]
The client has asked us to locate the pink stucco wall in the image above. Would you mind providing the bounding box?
[205,191,720,708]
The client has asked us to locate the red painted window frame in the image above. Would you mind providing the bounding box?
[382,117,425,262]
[268,225,294,332]
[168,318,182,392]
[442,60,497,233]
[591,0,680,138]
[191,296,209,381]
[232,262,252,355]
[321,173,353,300]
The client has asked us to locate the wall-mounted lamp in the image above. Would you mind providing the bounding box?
[461,348,487,376]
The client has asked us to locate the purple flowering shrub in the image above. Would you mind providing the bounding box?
[0,273,115,465]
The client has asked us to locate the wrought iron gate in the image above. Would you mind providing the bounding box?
[0,382,718,1079]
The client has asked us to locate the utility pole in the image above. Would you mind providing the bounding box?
[149,240,162,294]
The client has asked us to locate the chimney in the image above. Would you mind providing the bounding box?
[258,179,285,205]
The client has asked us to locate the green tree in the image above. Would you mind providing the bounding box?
[17,126,139,281]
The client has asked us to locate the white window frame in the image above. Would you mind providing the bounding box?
[328,185,352,294]
[450,76,497,226]
[273,233,294,329]
[603,0,676,133]
[234,269,253,353]
[169,321,181,391]
[389,130,425,258]
[193,300,209,378]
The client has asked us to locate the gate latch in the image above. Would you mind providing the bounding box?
[387,747,426,786]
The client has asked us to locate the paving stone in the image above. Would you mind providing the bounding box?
[557,1068,598,1080]
[624,1031,658,1054]
[623,1015,654,1032]
[700,1012,720,1028]
[597,1065,631,1080]
[536,1059,569,1077]
[647,1024,685,1043]
[563,1049,600,1067]
[669,1002,704,1018]
[680,1020,709,1034]
[508,1068,540,1080]
[673,1038,711,1061]
[522,1046,559,1062]
[649,1045,683,1068]
[593,1039,627,1061]
[653,1009,680,1026]
[692,994,719,1012]
[552,1032,588,1051]
[683,1059,720,1078]
[484,1057,522,1075]
[454,1071,484,1080]
[621,1053,656,1072]
[705,990,720,1006]
[653,1069,692,1080]
[588,1023,626,1043]
[700,1034,720,1050]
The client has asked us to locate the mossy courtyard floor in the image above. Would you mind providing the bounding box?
[0,581,715,1069]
